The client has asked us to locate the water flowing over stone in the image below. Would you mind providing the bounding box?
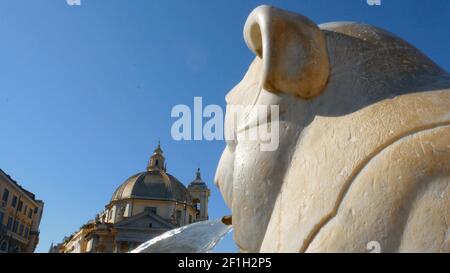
[130,219,232,253]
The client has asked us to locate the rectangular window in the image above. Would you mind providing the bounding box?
[176,210,182,224]
[17,200,23,212]
[19,223,24,236]
[28,209,33,219]
[25,227,29,239]
[11,195,17,208]
[2,189,9,202]
[0,211,4,226]
[0,240,6,251]
[12,220,18,233]
[23,205,28,215]
[188,215,192,224]
[6,217,13,230]
[144,207,157,214]
[34,207,38,214]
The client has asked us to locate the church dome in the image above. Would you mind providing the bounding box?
[111,143,192,203]
[111,170,192,203]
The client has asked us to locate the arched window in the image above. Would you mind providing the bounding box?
[155,159,159,166]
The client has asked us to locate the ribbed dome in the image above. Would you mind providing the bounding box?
[111,170,192,203]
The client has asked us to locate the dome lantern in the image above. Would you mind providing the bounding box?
[147,141,165,171]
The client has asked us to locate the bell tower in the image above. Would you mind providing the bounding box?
[188,168,210,221]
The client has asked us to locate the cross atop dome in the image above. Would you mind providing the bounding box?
[154,139,163,154]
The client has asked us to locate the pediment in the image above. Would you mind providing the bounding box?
[114,211,175,230]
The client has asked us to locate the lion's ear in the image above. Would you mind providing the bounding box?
[244,5,330,99]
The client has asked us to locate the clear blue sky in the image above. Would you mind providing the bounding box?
[0,0,448,253]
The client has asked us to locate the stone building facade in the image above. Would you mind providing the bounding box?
[0,169,44,253]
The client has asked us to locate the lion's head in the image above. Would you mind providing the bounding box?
[215,5,450,252]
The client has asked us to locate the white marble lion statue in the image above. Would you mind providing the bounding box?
[215,5,450,253]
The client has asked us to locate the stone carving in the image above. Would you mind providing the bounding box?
[214,5,450,252]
